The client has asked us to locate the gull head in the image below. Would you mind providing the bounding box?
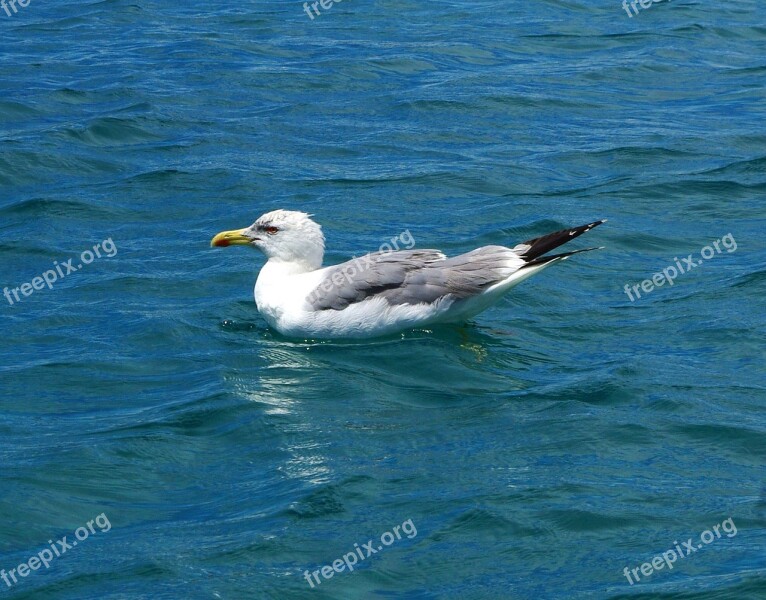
[211,209,325,270]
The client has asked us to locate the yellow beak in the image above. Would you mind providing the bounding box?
[210,228,252,248]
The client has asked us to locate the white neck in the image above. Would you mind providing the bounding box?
[262,256,320,276]
[254,258,319,319]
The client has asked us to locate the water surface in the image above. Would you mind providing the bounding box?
[1,1,764,598]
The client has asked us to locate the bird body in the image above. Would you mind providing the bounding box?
[211,210,605,339]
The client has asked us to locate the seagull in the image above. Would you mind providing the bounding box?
[211,210,605,339]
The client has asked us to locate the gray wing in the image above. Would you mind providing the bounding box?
[306,246,520,311]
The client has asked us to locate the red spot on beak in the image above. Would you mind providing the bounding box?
[214,239,230,247]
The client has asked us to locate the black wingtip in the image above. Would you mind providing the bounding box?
[515,219,607,262]
[522,246,604,268]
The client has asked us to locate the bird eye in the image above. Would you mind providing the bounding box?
[265,226,279,235]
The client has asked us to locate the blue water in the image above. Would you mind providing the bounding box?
[1,1,765,598]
